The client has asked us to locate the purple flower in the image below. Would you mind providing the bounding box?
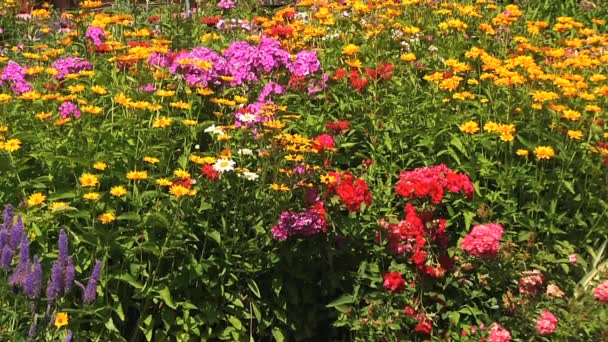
[24,255,42,299]
[58,101,81,119]
[58,229,68,263]
[83,260,102,304]
[63,330,73,342]
[2,204,14,229]
[271,209,325,240]
[218,0,236,9]
[10,215,24,250]
[258,82,284,102]
[288,50,321,77]
[147,52,171,68]
[64,256,75,293]
[0,61,32,95]
[8,235,30,288]
[46,261,63,304]
[85,26,106,47]
[137,84,156,92]
[51,57,93,80]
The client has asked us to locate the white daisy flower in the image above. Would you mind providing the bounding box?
[212,158,235,172]
[241,171,259,181]
[204,124,225,135]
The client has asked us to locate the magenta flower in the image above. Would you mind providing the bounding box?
[460,223,504,258]
[535,310,558,335]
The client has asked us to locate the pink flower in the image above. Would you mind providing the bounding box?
[519,270,545,296]
[383,271,406,293]
[536,310,558,335]
[546,284,565,298]
[460,223,504,258]
[488,323,511,342]
[568,254,578,264]
[594,280,608,303]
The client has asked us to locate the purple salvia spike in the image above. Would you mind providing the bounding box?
[0,228,7,250]
[0,246,13,269]
[63,330,73,342]
[64,256,75,293]
[2,204,14,229]
[8,235,30,288]
[58,229,68,263]
[9,215,24,250]
[24,255,42,299]
[83,260,102,304]
[46,261,63,304]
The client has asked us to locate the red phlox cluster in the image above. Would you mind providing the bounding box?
[383,271,406,293]
[325,120,350,135]
[395,164,474,204]
[327,171,372,212]
[312,134,335,153]
[460,223,504,258]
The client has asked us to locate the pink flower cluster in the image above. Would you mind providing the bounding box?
[395,164,474,204]
[535,310,558,335]
[519,270,545,296]
[488,323,511,342]
[594,280,608,303]
[460,223,504,258]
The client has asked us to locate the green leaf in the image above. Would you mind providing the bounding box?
[157,286,177,309]
[114,273,143,289]
[117,212,141,222]
[326,294,354,308]
[247,279,261,298]
[227,316,242,330]
[207,230,221,244]
[272,328,285,342]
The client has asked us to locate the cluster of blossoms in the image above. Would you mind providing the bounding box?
[518,269,545,296]
[594,280,608,303]
[51,57,93,80]
[58,101,81,119]
[326,171,372,212]
[84,26,107,47]
[271,202,326,240]
[395,164,474,204]
[164,37,319,88]
[460,223,504,258]
[488,323,512,342]
[535,310,558,335]
[0,61,33,94]
[0,205,101,338]
[334,62,394,93]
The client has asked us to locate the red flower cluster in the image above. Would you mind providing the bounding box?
[265,25,294,38]
[201,164,219,181]
[395,164,474,204]
[312,134,335,153]
[404,306,432,335]
[202,16,220,26]
[365,63,394,81]
[327,171,372,212]
[383,271,406,293]
[349,69,368,93]
[325,120,350,135]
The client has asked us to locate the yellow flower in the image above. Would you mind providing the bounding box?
[143,156,160,164]
[182,119,198,126]
[90,85,107,94]
[169,101,191,110]
[27,192,47,207]
[534,146,555,160]
[155,178,173,186]
[83,192,101,201]
[173,169,191,179]
[49,202,70,212]
[99,211,116,224]
[93,161,108,171]
[169,184,190,197]
[345,59,362,68]
[400,53,416,62]
[127,171,148,181]
[320,174,336,184]
[110,186,128,197]
[2,138,21,152]
[79,173,100,187]
[567,130,583,140]
[459,121,480,134]
[270,183,290,191]
[54,312,69,329]
[152,116,172,128]
[342,44,361,55]
[516,149,529,157]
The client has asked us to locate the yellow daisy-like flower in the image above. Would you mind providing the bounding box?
[90,85,107,95]
[93,161,108,171]
[459,121,480,134]
[516,149,529,157]
[320,174,336,184]
[152,116,172,128]
[534,146,555,160]
[342,44,361,55]
[127,171,148,181]
[49,202,70,212]
[270,183,290,191]
[83,192,101,201]
[54,312,69,329]
[2,138,22,152]
[567,130,583,140]
[143,156,160,164]
[182,119,198,126]
[345,59,362,68]
[79,173,100,187]
[400,53,416,62]
[27,192,47,207]
[169,184,190,197]
[173,169,191,179]
[99,211,116,224]
[155,178,173,186]
[110,186,128,197]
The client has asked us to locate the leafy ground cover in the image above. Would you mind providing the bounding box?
[0,0,608,340]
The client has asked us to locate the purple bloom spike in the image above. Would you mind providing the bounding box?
[0,228,7,250]
[9,215,24,250]
[24,255,42,299]
[2,204,14,229]
[27,316,37,338]
[0,246,13,269]
[58,229,68,263]
[64,256,75,293]
[83,260,102,304]
[46,261,63,304]
[8,235,30,288]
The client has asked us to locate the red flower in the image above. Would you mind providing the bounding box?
[202,16,220,26]
[332,68,347,81]
[383,272,406,293]
[173,178,194,189]
[312,134,335,153]
[201,164,219,181]
[326,120,350,135]
[414,320,432,334]
[333,172,372,212]
[148,15,161,23]
[412,250,427,265]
